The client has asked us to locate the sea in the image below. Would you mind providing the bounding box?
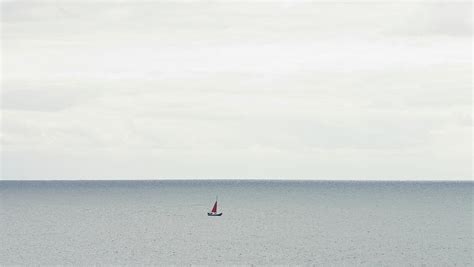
[0,180,472,266]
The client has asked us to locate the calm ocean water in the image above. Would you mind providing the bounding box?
[0,180,472,265]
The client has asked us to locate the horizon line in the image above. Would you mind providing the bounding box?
[0,178,472,182]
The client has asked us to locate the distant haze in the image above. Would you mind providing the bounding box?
[1,1,472,180]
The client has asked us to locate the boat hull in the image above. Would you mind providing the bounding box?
[207,212,223,216]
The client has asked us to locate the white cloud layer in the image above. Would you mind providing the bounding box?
[1,1,472,180]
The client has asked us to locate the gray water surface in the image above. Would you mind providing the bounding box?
[0,180,472,265]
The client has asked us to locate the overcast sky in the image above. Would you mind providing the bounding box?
[1,1,472,180]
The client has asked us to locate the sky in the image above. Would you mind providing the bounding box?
[1,0,472,180]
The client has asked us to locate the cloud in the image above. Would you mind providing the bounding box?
[1,1,472,180]
[1,86,101,111]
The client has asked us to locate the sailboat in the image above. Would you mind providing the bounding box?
[207,197,222,216]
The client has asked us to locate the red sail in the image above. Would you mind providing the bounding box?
[211,201,218,213]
